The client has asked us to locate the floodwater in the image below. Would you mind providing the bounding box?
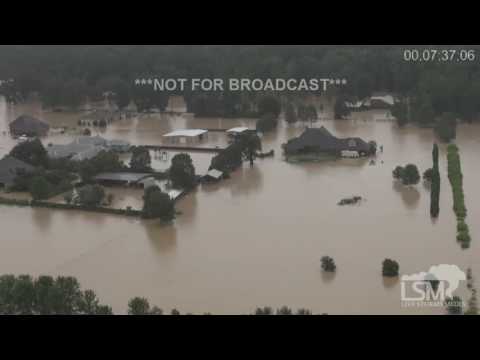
[1,97,479,314]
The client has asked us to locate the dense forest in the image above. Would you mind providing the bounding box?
[1,45,480,123]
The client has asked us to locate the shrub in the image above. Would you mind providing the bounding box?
[321,256,336,272]
[382,259,399,277]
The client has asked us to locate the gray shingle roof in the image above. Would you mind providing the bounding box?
[9,115,50,136]
[284,127,370,154]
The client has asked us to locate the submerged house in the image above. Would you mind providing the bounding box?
[0,156,35,189]
[9,115,50,137]
[163,129,208,144]
[283,127,375,157]
[47,136,131,161]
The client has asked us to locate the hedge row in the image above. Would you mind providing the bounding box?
[0,197,142,217]
[430,144,440,218]
[446,144,471,249]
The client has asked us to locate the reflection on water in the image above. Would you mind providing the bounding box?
[144,221,178,254]
[0,97,479,314]
[392,181,421,210]
[382,276,399,290]
[31,208,53,233]
[321,271,337,284]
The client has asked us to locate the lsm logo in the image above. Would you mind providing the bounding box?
[401,264,466,307]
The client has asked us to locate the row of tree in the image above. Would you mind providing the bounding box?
[430,144,441,218]
[3,45,479,122]
[446,144,471,249]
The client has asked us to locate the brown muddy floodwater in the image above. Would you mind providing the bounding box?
[0,97,479,314]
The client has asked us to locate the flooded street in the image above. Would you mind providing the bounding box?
[1,97,479,314]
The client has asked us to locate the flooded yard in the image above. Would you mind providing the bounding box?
[0,97,479,314]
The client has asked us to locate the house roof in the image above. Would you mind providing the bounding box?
[0,156,35,186]
[47,143,105,161]
[163,129,208,138]
[205,169,223,179]
[227,127,250,134]
[284,127,370,153]
[94,172,151,183]
[370,94,394,106]
[72,135,107,146]
[9,115,50,135]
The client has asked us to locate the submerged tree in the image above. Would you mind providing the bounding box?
[240,133,262,167]
[382,259,399,277]
[320,256,336,272]
[129,146,151,172]
[284,103,297,124]
[77,185,105,207]
[142,185,175,221]
[169,153,196,189]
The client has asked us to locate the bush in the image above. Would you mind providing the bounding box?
[382,259,399,277]
[423,168,434,182]
[169,153,196,189]
[321,256,336,272]
[142,186,175,221]
[76,185,105,207]
[393,164,420,185]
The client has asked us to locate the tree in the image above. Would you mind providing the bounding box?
[276,306,293,315]
[29,176,51,200]
[392,166,405,180]
[0,274,110,315]
[435,112,457,143]
[321,256,336,272]
[430,144,441,218]
[423,168,434,182]
[77,185,105,207]
[296,308,312,315]
[402,164,420,185]
[130,146,151,172]
[142,186,175,221]
[127,297,151,315]
[9,138,48,167]
[254,307,273,315]
[392,101,408,127]
[79,290,113,315]
[257,95,281,118]
[334,96,350,120]
[445,296,463,315]
[382,259,399,277]
[256,113,278,133]
[413,95,435,125]
[169,153,196,189]
[240,133,262,166]
[285,103,297,124]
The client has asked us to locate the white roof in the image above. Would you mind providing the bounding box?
[371,95,394,106]
[206,169,223,179]
[226,127,249,134]
[163,129,208,138]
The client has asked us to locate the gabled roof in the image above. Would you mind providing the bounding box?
[205,169,223,179]
[163,129,208,137]
[227,127,250,134]
[9,115,50,134]
[284,127,370,153]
